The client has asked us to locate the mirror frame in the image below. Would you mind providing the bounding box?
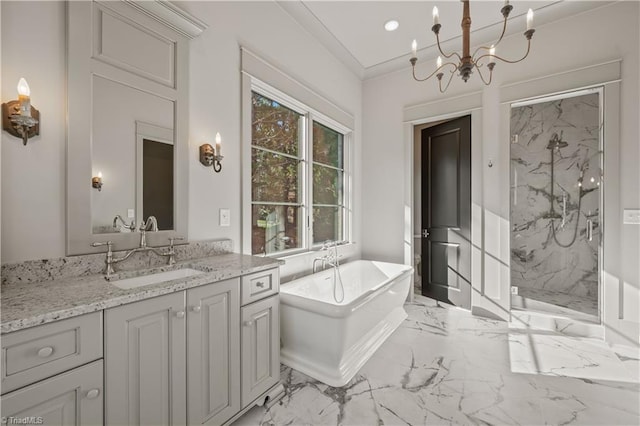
[67,1,190,255]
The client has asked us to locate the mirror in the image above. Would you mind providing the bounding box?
[90,74,175,234]
[67,1,189,254]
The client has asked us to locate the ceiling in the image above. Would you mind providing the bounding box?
[278,1,611,79]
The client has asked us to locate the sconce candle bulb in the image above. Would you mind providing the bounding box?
[432,6,439,26]
[17,78,31,116]
[215,132,222,156]
[411,39,417,59]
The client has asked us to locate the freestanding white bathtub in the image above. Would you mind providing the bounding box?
[280,260,413,387]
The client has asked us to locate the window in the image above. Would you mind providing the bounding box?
[249,88,349,256]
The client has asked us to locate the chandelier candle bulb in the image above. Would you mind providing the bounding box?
[17,78,31,116]
[432,6,439,26]
[411,40,417,58]
[489,46,495,62]
[437,56,442,68]
[215,132,222,156]
[527,9,534,31]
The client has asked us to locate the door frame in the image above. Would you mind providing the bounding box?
[402,93,505,317]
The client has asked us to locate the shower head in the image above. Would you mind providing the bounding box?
[546,132,568,150]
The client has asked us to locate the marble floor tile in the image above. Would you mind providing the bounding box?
[508,330,638,383]
[233,295,640,425]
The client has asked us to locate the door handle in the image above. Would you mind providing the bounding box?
[422,229,429,238]
[441,242,460,248]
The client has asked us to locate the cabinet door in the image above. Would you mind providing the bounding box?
[1,360,103,425]
[187,279,240,425]
[105,292,186,425]
[241,295,280,407]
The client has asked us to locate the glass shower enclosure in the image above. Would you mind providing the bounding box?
[510,89,603,320]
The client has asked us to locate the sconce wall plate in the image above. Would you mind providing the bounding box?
[199,143,214,167]
[199,143,223,172]
[2,101,40,145]
[92,176,103,191]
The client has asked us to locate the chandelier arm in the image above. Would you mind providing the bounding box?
[471,14,509,59]
[438,69,456,93]
[434,32,463,61]
[412,61,458,82]
[474,63,493,86]
[475,38,531,65]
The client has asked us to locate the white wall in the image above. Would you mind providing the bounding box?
[1,1,66,263]
[180,1,362,279]
[0,1,362,274]
[362,2,639,346]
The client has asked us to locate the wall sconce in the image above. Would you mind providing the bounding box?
[199,132,223,173]
[92,172,103,191]
[2,78,40,145]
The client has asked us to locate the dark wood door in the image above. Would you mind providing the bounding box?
[421,115,471,309]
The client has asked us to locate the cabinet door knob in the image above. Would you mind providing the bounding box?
[256,281,265,288]
[191,306,201,313]
[86,389,100,399]
[175,311,185,318]
[243,320,254,327]
[37,347,54,358]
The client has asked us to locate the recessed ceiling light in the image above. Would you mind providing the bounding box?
[384,20,399,32]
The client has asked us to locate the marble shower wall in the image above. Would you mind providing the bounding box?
[510,92,601,309]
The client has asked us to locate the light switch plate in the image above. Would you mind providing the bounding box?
[219,208,230,227]
[127,209,135,219]
[623,209,640,224]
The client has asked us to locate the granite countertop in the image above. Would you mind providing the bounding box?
[1,253,283,334]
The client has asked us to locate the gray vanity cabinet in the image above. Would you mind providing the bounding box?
[1,360,103,425]
[105,278,243,426]
[104,291,187,425]
[241,295,280,407]
[187,279,241,425]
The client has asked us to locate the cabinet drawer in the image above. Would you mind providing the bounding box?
[1,312,103,394]
[241,268,279,306]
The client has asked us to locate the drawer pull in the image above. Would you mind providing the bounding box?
[255,281,266,288]
[243,320,254,327]
[37,347,54,358]
[191,306,201,313]
[86,389,101,399]
[175,311,185,319]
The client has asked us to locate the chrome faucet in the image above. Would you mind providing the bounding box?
[138,216,158,248]
[91,230,186,279]
[113,215,135,231]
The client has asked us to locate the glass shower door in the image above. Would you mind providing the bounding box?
[510,89,602,320]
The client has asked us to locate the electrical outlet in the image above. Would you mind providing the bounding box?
[511,286,519,295]
[219,208,230,227]
[623,209,640,225]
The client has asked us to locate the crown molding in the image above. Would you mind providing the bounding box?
[123,0,207,39]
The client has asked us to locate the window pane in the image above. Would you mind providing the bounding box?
[313,121,343,168]
[252,204,301,255]
[313,165,342,205]
[313,206,343,243]
[252,92,301,156]
[252,149,299,203]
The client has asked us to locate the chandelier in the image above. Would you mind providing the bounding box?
[410,0,535,92]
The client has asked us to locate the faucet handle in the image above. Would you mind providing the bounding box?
[168,236,185,246]
[91,241,112,249]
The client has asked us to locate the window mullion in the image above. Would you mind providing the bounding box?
[305,113,313,250]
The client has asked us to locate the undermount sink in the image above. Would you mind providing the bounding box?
[111,268,204,290]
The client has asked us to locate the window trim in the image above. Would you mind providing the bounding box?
[242,75,353,257]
